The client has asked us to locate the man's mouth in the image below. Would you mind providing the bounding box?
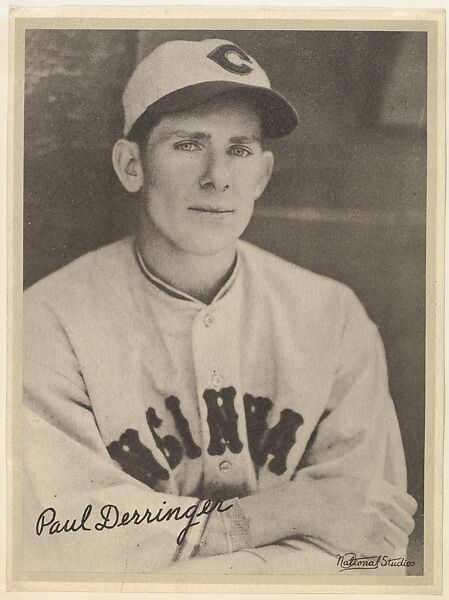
[189,207,234,214]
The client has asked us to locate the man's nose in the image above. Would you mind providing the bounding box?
[199,151,230,192]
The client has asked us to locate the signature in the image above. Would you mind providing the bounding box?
[336,553,415,571]
[35,499,232,546]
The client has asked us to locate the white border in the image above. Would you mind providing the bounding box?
[0,2,447,599]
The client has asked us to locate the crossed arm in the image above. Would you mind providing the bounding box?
[237,474,416,557]
[166,474,417,574]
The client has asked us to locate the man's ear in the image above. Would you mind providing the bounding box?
[112,139,144,193]
[255,150,274,199]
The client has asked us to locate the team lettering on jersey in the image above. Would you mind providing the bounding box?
[107,387,304,488]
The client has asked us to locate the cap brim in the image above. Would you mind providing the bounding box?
[126,81,299,140]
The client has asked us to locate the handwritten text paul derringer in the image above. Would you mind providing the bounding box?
[35,500,232,546]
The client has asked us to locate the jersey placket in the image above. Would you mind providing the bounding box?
[191,283,257,500]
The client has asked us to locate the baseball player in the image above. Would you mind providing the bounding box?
[23,39,417,575]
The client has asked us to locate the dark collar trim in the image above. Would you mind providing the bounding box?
[134,243,194,302]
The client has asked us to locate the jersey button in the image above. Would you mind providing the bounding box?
[204,314,214,327]
[219,460,232,473]
[212,373,223,388]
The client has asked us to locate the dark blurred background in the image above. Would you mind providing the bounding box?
[23,29,426,574]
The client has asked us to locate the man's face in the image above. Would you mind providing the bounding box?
[138,93,273,257]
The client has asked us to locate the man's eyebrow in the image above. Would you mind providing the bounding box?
[164,131,261,143]
[171,130,211,140]
[228,135,261,143]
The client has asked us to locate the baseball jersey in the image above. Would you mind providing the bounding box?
[22,236,407,573]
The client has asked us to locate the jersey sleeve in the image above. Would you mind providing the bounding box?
[296,288,406,487]
[283,288,408,558]
[21,293,208,573]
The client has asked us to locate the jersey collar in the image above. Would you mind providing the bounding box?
[134,241,240,306]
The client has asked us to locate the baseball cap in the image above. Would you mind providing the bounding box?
[123,38,299,140]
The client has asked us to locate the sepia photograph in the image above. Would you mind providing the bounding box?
[7,7,444,593]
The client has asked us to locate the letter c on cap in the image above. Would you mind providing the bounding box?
[207,44,253,75]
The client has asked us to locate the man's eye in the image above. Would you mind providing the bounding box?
[229,146,252,157]
[175,142,201,152]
